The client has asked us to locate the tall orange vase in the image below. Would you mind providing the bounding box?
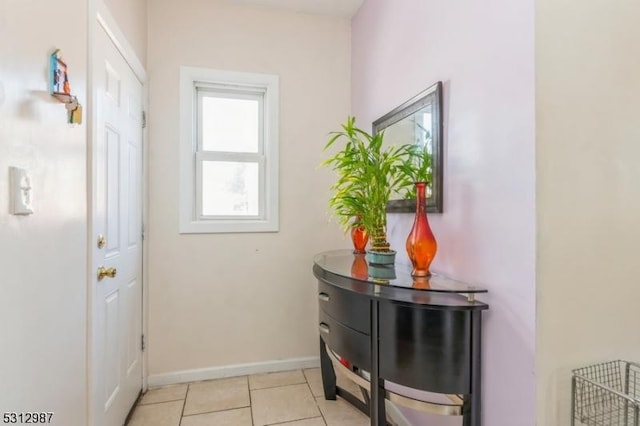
[406,182,437,277]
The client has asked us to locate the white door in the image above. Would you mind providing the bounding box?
[91,24,144,426]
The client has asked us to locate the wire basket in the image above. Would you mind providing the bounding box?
[572,360,640,426]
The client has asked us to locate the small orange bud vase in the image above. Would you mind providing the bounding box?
[406,182,437,277]
[350,216,369,254]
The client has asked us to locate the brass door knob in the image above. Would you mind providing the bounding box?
[97,266,117,281]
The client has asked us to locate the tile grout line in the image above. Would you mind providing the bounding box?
[250,380,308,391]
[246,375,255,426]
[251,381,313,395]
[248,370,308,392]
[178,384,190,426]
[180,404,251,418]
[303,370,328,426]
[138,398,185,407]
[266,415,326,425]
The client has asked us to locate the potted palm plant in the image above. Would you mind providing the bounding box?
[322,117,413,265]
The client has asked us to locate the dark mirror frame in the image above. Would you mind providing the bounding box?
[373,81,443,213]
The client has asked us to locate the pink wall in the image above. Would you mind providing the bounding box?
[352,0,536,424]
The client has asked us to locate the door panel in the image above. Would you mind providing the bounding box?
[104,289,120,409]
[126,278,140,375]
[105,64,121,105]
[92,24,143,426]
[127,144,140,248]
[105,127,120,256]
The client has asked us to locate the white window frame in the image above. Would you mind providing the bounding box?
[179,67,279,233]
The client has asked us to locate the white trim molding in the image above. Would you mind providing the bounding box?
[147,356,320,387]
[179,66,280,234]
[96,2,146,83]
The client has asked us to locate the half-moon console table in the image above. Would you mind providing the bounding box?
[313,250,489,426]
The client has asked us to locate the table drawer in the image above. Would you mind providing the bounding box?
[319,310,371,370]
[318,280,370,334]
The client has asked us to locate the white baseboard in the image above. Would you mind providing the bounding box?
[147,356,320,387]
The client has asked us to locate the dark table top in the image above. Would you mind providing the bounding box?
[314,250,489,309]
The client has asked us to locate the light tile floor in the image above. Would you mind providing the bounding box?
[127,368,370,426]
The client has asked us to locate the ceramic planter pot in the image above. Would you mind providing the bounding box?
[366,249,396,266]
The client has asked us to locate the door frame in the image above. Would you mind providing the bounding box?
[87,1,149,424]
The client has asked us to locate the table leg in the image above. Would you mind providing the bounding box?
[370,300,386,426]
[463,310,482,426]
[320,336,337,400]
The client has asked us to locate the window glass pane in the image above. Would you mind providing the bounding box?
[202,161,259,216]
[201,96,259,153]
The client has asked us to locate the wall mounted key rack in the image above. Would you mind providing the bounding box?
[49,49,82,125]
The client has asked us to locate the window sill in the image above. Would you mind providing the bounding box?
[179,219,279,234]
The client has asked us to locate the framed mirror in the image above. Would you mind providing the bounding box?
[373,81,443,213]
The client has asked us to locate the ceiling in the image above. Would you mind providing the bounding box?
[231,0,365,17]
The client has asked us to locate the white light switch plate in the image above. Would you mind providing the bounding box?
[9,166,34,215]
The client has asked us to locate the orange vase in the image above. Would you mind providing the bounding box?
[350,216,369,254]
[406,182,437,277]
